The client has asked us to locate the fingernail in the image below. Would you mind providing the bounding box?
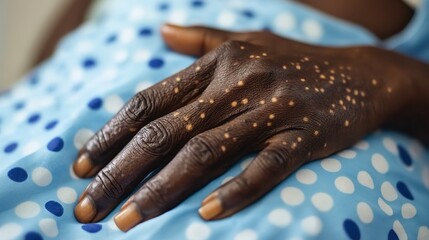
[198,196,223,220]
[164,23,185,29]
[74,196,96,223]
[114,202,144,232]
[202,191,218,205]
[73,152,93,178]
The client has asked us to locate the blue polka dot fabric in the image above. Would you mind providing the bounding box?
[0,0,428,239]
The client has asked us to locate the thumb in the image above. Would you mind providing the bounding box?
[161,24,239,57]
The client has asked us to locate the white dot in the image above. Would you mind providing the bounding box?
[268,208,292,227]
[39,218,58,237]
[168,10,187,25]
[70,68,83,82]
[73,128,94,150]
[217,11,236,27]
[371,153,389,174]
[57,187,77,204]
[418,226,429,240]
[31,167,52,187]
[335,176,355,194]
[296,169,317,185]
[114,50,129,63]
[354,141,369,150]
[281,187,305,206]
[302,19,323,41]
[135,81,153,93]
[240,156,253,170]
[337,150,357,159]
[378,197,393,216]
[99,68,118,82]
[422,167,429,189]
[0,223,22,240]
[274,12,296,31]
[383,137,398,155]
[185,222,211,240]
[75,41,93,53]
[320,158,341,172]
[381,181,398,201]
[311,192,333,212]
[119,27,136,44]
[234,229,258,240]
[356,202,373,223]
[393,220,408,240]
[133,49,150,62]
[221,176,234,185]
[357,171,374,189]
[300,216,322,236]
[401,203,416,219]
[22,141,41,155]
[129,6,145,21]
[104,95,125,114]
[15,201,40,218]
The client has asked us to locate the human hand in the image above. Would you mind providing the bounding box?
[73,24,413,231]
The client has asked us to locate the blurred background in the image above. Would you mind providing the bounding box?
[0,0,69,91]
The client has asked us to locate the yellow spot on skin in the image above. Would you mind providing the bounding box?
[250,55,255,58]
[305,87,310,91]
[221,145,226,152]
[260,100,266,105]
[300,78,306,82]
[186,124,193,131]
[231,101,238,107]
[262,52,267,56]
[238,80,244,86]
[253,122,258,127]
[176,77,181,82]
[387,87,392,93]
[271,97,278,103]
[303,117,309,122]
[346,95,351,101]
[342,106,347,110]
[346,88,351,93]
[173,112,180,117]
[282,65,287,70]
[225,88,230,93]
[304,57,310,61]
[361,101,365,107]
[224,133,230,139]
[314,88,320,92]
[199,99,205,103]
[195,66,201,71]
[324,143,327,148]
[269,114,275,119]
[241,98,249,104]
[320,88,325,93]
[267,122,272,127]
[296,64,301,70]
[354,90,359,96]
[339,100,344,105]
[291,142,297,149]
[330,69,336,74]
[209,99,214,104]
[255,55,261,59]
[361,91,366,97]
[320,74,326,79]
[345,120,350,127]
[331,104,336,108]
[297,137,302,142]
[330,75,335,80]
[288,100,295,107]
[174,87,179,93]
[233,137,237,142]
[162,81,167,86]
[372,79,378,85]
[347,66,352,71]
[314,130,319,136]
[183,116,189,121]
[240,46,245,50]
[352,99,356,105]
[200,113,205,119]
[324,61,329,65]
[282,141,287,146]
[329,109,334,115]
[329,81,334,85]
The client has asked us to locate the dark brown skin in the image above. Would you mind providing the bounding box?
[72,24,429,231]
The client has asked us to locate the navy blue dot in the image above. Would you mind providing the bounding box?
[45,200,64,217]
[4,142,18,153]
[29,75,39,85]
[397,145,412,166]
[88,97,103,110]
[397,181,414,200]
[158,3,169,10]
[242,10,255,18]
[28,113,41,124]
[191,0,204,7]
[106,34,117,44]
[47,137,64,152]
[45,120,58,130]
[25,231,43,240]
[82,58,97,69]
[138,27,153,37]
[82,223,102,233]
[343,219,360,240]
[14,101,25,110]
[8,167,28,182]
[388,229,399,240]
[148,58,164,69]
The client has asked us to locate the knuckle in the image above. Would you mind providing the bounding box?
[257,148,291,175]
[133,120,172,156]
[185,134,219,170]
[124,88,158,124]
[85,128,110,156]
[94,168,124,199]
